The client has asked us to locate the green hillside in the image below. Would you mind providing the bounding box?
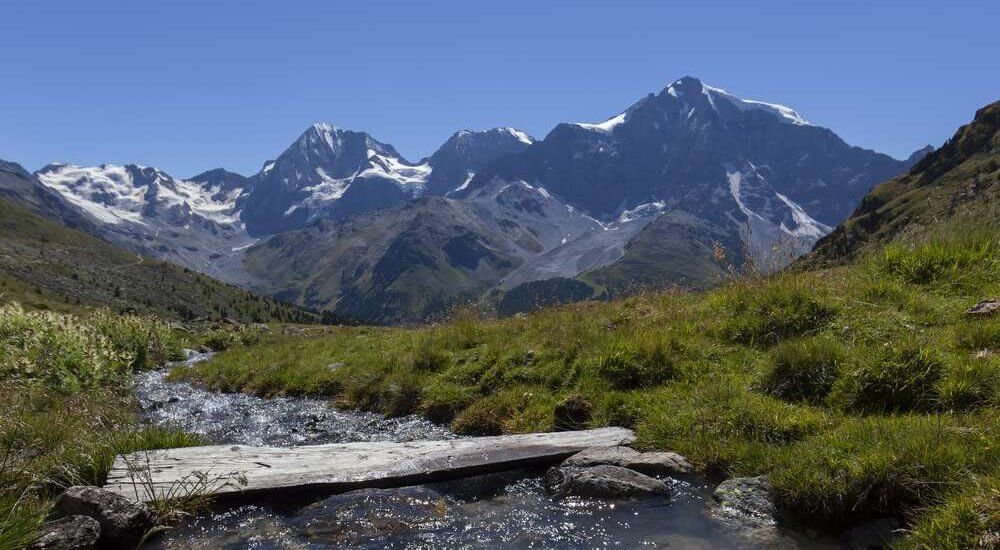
[808,100,999,264]
[0,197,317,323]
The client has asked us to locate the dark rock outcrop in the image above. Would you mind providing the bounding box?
[55,486,154,549]
[28,515,101,550]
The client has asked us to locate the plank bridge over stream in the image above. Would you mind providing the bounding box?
[105,427,635,503]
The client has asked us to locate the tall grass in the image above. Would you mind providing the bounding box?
[0,302,197,545]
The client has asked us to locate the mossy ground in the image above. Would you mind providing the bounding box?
[175,230,1000,547]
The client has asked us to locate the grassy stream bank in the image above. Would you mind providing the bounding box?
[172,232,999,548]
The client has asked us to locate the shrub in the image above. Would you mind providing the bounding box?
[419,380,475,423]
[771,416,998,530]
[954,318,1000,352]
[200,326,262,352]
[759,337,845,404]
[594,336,678,390]
[380,370,424,417]
[936,357,999,412]
[829,343,944,413]
[450,389,554,435]
[0,303,180,392]
[715,279,836,347]
[407,334,451,372]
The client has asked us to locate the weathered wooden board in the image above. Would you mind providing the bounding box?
[105,427,635,503]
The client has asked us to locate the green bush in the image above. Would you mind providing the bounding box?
[715,279,836,347]
[407,334,451,372]
[553,394,592,431]
[594,336,678,390]
[954,318,1000,351]
[449,389,556,435]
[592,392,646,429]
[771,415,998,530]
[829,343,945,413]
[0,303,181,392]
[936,357,999,412]
[419,380,475,423]
[759,337,845,404]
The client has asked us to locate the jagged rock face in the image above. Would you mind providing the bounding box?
[189,168,251,198]
[424,127,534,196]
[461,76,912,272]
[239,124,535,236]
[239,124,429,236]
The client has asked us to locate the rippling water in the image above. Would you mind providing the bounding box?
[137,352,832,549]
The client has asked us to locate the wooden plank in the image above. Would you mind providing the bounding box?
[105,427,635,503]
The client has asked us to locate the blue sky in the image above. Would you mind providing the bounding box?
[1,0,997,177]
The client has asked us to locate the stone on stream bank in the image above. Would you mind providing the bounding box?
[543,445,691,499]
[53,486,154,549]
[712,476,779,528]
[28,515,101,550]
[545,464,671,498]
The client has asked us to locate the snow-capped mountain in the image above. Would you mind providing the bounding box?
[239,124,535,236]
[35,163,256,282]
[425,127,535,196]
[21,76,924,321]
[457,76,915,282]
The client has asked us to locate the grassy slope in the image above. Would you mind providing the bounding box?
[807,100,999,265]
[0,197,318,323]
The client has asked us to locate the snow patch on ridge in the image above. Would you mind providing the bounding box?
[574,112,627,133]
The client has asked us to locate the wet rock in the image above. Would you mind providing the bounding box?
[712,476,778,527]
[290,486,450,544]
[55,486,153,549]
[842,517,902,549]
[545,465,670,499]
[29,515,101,549]
[966,299,1000,317]
[561,445,693,476]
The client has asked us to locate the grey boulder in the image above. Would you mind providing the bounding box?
[55,486,153,549]
[561,445,693,476]
[712,476,779,527]
[545,464,670,499]
[29,515,101,549]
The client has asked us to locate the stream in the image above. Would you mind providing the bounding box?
[135,352,833,549]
